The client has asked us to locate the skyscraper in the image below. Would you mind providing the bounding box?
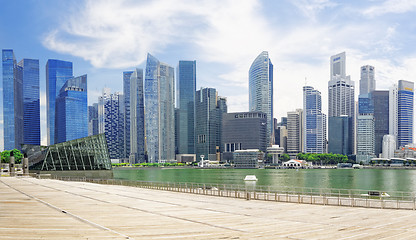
[55,75,88,143]
[328,52,355,155]
[389,84,398,145]
[123,71,133,159]
[397,80,414,147]
[18,59,40,145]
[46,59,73,145]
[144,53,175,163]
[372,91,389,156]
[286,109,303,158]
[195,88,227,161]
[356,114,375,163]
[359,65,375,95]
[328,116,353,155]
[129,69,145,163]
[98,90,125,159]
[303,86,326,153]
[88,103,99,136]
[249,51,273,144]
[2,49,23,150]
[176,60,196,154]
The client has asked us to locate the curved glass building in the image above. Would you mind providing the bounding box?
[249,51,273,144]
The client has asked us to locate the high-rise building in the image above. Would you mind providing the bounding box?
[382,135,396,159]
[2,49,23,150]
[129,69,145,163]
[18,59,40,145]
[356,114,375,163]
[359,65,375,95]
[144,53,175,163]
[286,109,303,158]
[372,91,389,156]
[397,80,414,147]
[328,52,355,155]
[55,75,88,143]
[88,103,99,136]
[46,59,73,145]
[222,112,267,153]
[328,116,353,155]
[195,88,227,161]
[249,51,273,144]
[274,126,287,153]
[98,90,125,159]
[303,86,326,153]
[123,71,133,159]
[176,60,196,154]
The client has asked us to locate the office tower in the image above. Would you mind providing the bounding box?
[286,109,303,158]
[55,75,88,143]
[328,116,353,155]
[249,51,273,144]
[123,71,133,159]
[275,126,288,153]
[382,135,396,159]
[359,65,375,95]
[397,80,414,147]
[389,84,398,146]
[46,59,73,145]
[356,114,375,163]
[222,112,267,153]
[195,88,227,161]
[328,52,355,155]
[88,103,99,136]
[144,53,175,163]
[98,90,125,159]
[303,86,326,153]
[372,91,389,156]
[2,49,23,150]
[129,69,145,163]
[18,59,40,145]
[176,60,196,154]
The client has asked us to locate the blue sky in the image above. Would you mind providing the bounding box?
[1,0,416,147]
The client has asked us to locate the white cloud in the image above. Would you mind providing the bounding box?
[291,0,337,20]
[363,0,416,17]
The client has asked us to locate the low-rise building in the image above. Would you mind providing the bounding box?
[232,149,264,169]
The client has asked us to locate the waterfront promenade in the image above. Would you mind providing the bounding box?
[2,177,416,239]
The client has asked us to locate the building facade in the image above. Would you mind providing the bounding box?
[359,65,375,95]
[397,80,414,148]
[303,86,326,153]
[372,91,389,156]
[123,71,133,159]
[249,51,273,144]
[55,75,88,144]
[328,52,355,155]
[286,109,303,158]
[222,112,267,153]
[88,103,99,136]
[195,88,227,161]
[129,68,145,163]
[144,53,175,163]
[2,49,23,150]
[328,116,353,155]
[356,114,375,163]
[176,60,196,154]
[382,134,396,159]
[46,59,73,145]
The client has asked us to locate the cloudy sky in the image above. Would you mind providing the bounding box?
[1,0,416,148]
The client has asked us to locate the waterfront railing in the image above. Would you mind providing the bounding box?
[45,175,416,210]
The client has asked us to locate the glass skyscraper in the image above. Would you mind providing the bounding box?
[397,80,414,147]
[46,59,73,145]
[55,75,88,143]
[2,49,23,150]
[88,103,99,136]
[359,65,375,95]
[303,86,326,153]
[372,91,389,156]
[129,69,145,163]
[145,53,175,162]
[249,51,273,144]
[123,71,133,159]
[176,60,196,154]
[18,59,40,145]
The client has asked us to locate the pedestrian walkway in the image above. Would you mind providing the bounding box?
[1,177,416,239]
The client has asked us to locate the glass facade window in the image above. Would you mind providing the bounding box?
[46,59,73,145]
[129,69,145,163]
[397,80,414,147]
[303,86,326,154]
[123,71,133,159]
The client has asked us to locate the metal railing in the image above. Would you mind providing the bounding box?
[45,175,416,210]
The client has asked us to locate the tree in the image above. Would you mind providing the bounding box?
[1,149,23,164]
[279,154,290,161]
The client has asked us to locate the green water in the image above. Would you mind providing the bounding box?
[113,168,416,192]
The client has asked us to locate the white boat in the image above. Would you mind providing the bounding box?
[244,175,258,181]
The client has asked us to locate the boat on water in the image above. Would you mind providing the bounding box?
[244,175,258,181]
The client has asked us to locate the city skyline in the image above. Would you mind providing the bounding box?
[1,0,416,148]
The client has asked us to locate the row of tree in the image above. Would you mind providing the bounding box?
[1,149,23,164]
[296,153,351,164]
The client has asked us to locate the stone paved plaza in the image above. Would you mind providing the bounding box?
[1,177,416,239]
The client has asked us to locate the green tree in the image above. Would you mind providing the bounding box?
[279,154,290,161]
[1,149,23,164]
